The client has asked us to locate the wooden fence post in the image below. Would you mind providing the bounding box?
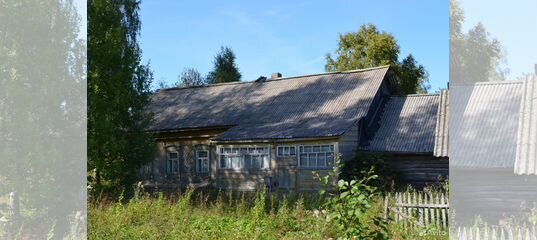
[383,194,389,220]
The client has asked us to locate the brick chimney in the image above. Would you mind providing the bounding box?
[271,72,282,79]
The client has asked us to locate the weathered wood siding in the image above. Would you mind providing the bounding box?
[386,154,448,187]
[292,139,340,192]
[146,128,226,187]
[148,130,367,192]
[275,155,297,191]
[216,170,271,190]
[451,169,537,225]
[151,139,213,186]
[297,169,332,191]
[338,121,359,162]
[360,79,393,145]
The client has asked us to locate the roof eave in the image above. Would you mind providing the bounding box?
[211,135,341,144]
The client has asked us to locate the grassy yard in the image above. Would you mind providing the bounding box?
[89,190,335,239]
[88,189,448,240]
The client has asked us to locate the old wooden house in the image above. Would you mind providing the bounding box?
[142,66,449,191]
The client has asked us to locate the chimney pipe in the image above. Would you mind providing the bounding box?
[271,72,282,79]
[534,63,537,75]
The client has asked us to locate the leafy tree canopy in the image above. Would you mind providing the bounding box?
[325,24,430,94]
[0,0,86,236]
[206,46,241,84]
[450,0,505,85]
[178,68,206,87]
[88,0,156,196]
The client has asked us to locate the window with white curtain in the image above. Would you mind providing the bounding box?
[277,145,296,156]
[298,144,335,169]
[218,146,270,170]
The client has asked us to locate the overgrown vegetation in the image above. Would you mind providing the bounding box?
[89,156,449,239]
[88,187,450,239]
[340,152,395,191]
[89,189,336,239]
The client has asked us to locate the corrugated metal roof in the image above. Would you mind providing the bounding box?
[361,94,440,153]
[148,66,392,140]
[450,81,524,168]
[434,90,449,157]
[515,76,537,175]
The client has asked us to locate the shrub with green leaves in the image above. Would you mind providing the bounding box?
[315,159,389,239]
[340,152,395,191]
[330,172,388,239]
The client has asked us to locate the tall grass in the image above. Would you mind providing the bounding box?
[88,189,337,239]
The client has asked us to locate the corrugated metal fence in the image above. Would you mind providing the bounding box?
[386,191,449,229]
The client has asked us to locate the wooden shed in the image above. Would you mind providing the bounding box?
[359,91,449,187]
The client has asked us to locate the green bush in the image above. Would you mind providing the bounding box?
[315,159,389,239]
[340,152,395,191]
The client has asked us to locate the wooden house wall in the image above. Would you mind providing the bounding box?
[338,121,360,163]
[147,128,226,187]
[280,139,339,192]
[214,144,275,191]
[451,169,537,225]
[148,130,448,192]
[360,80,393,145]
[152,139,213,186]
[215,139,340,192]
[386,154,449,187]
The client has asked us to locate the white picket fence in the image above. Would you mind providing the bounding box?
[386,191,449,229]
[455,226,537,240]
[0,192,20,239]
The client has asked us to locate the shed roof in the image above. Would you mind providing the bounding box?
[361,94,440,153]
[450,81,524,169]
[149,66,395,141]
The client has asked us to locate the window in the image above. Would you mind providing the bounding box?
[167,151,179,174]
[140,162,152,175]
[298,144,335,169]
[196,149,209,173]
[219,146,270,169]
[278,169,292,188]
[277,146,296,156]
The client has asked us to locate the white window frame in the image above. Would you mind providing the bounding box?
[277,145,297,157]
[298,143,336,169]
[166,151,179,174]
[196,149,210,173]
[217,145,270,170]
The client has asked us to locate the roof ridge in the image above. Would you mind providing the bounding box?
[474,80,524,86]
[391,93,440,97]
[267,65,390,82]
[158,65,391,92]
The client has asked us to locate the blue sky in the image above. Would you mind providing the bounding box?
[459,0,537,80]
[140,1,449,91]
